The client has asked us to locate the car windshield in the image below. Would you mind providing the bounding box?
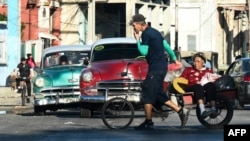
[91,43,141,62]
[42,51,89,68]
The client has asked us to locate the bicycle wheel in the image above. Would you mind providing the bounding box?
[196,94,234,129]
[21,86,26,106]
[101,97,134,129]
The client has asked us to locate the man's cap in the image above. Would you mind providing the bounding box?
[129,14,146,25]
[21,57,26,61]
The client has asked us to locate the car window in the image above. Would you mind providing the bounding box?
[92,43,141,62]
[43,51,89,68]
[242,60,250,72]
[232,61,241,73]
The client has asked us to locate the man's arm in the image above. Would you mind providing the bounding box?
[163,40,177,61]
[136,41,148,56]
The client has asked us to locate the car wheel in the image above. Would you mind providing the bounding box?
[34,106,46,116]
[80,107,92,118]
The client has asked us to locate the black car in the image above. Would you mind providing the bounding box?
[224,57,250,108]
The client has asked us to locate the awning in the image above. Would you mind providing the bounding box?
[218,6,246,11]
[38,32,59,40]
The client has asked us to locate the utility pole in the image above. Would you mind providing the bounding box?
[87,0,96,45]
[175,0,178,50]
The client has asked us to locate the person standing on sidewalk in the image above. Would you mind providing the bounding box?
[15,57,34,103]
[130,14,190,130]
[26,53,36,69]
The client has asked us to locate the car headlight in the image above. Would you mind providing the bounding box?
[82,71,93,82]
[35,77,44,87]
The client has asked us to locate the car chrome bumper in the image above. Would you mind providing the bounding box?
[34,92,80,106]
[80,95,106,103]
[80,80,142,103]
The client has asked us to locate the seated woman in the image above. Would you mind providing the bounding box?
[59,55,68,65]
[179,52,218,119]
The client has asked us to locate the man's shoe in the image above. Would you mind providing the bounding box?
[178,108,190,128]
[201,111,213,119]
[134,121,154,130]
[26,98,30,103]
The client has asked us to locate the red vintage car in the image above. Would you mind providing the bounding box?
[78,37,231,118]
[79,37,149,117]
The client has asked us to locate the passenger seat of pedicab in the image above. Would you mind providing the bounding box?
[181,59,192,68]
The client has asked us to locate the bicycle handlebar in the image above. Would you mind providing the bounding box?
[16,76,30,81]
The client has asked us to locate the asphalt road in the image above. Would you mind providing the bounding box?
[1,87,250,141]
[0,109,250,141]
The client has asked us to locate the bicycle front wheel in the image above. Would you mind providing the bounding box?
[101,97,134,129]
[21,87,26,106]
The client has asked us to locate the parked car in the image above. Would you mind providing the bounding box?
[79,37,148,117]
[33,45,91,115]
[224,57,250,108]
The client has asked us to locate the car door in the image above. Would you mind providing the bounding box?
[225,60,243,86]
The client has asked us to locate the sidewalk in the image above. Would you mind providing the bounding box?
[0,87,33,114]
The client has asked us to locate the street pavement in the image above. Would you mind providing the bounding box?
[0,86,33,114]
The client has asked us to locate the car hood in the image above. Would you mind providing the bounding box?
[40,65,85,86]
[89,59,148,80]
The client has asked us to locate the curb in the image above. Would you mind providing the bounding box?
[0,105,33,114]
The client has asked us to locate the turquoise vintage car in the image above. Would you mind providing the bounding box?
[33,45,91,115]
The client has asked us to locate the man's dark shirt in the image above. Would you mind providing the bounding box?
[141,26,167,72]
[17,63,31,78]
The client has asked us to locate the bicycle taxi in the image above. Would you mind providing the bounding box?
[101,51,235,129]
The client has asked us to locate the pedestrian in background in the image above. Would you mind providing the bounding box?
[26,53,36,69]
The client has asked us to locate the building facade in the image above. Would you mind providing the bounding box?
[0,0,249,86]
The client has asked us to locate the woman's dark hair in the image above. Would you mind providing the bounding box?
[193,52,206,63]
[27,53,32,57]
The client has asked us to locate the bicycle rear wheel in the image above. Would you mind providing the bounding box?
[196,94,234,129]
[101,97,134,129]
